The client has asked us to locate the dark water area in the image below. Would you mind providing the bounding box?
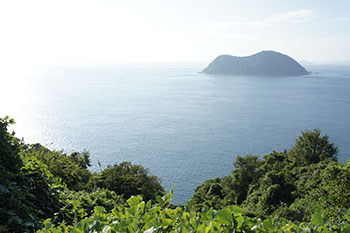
[2,63,350,204]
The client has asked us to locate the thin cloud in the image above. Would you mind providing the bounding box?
[206,9,314,31]
[327,17,350,22]
[267,9,314,24]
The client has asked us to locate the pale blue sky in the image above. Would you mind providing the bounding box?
[0,0,349,67]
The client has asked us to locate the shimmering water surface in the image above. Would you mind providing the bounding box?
[1,64,350,203]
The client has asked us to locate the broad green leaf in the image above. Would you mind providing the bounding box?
[156,195,164,205]
[144,213,151,222]
[178,225,190,233]
[94,206,106,215]
[138,201,145,212]
[129,220,138,232]
[164,184,176,204]
[43,218,53,229]
[263,219,273,229]
[285,224,299,233]
[230,205,242,215]
[236,216,244,229]
[343,224,350,233]
[161,218,173,226]
[216,208,232,225]
[311,211,324,225]
[76,219,89,231]
[127,195,143,207]
[164,209,174,219]
[201,211,209,221]
[182,212,190,222]
[205,225,212,233]
[206,208,214,220]
[128,206,138,216]
[211,222,222,231]
[146,200,153,210]
[190,215,198,229]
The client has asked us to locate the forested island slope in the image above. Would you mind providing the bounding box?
[203,51,309,76]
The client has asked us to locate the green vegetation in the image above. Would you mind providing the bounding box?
[59,189,125,225]
[1,117,349,232]
[0,117,164,232]
[38,187,350,233]
[23,144,92,191]
[89,162,165,201]
[187,129,350,226]
[0,117,65,232]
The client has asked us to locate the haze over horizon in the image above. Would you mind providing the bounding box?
[1,0,350,69]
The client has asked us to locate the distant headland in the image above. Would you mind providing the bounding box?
[202,50,309,76]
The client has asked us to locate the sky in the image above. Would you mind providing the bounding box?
[0,0,350,67]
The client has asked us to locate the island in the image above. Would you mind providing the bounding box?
[202,50,309,76]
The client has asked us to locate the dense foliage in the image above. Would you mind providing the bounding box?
[188,129,350,226]
[1,117,349,232]
[88,162,165,201]
[0,117,165,232]
[39,188,350,233]
[23,144,92,191]
[59,189,125,225]
[0,117,64,232]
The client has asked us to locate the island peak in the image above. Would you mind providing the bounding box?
[203,51,308,76]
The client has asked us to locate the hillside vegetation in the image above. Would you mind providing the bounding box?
[1,116,349,232]
[202,51,309,76]
[187,129,349,224]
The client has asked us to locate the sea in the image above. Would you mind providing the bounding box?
[1,63,350,204]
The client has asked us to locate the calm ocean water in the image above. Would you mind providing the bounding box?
[1,63,350,204]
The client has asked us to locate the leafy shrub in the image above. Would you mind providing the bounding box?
[186,177,225,211]
[60,189,125,224]
[89,161,165,201]
[188,129,349,224]
[0,117,65,232]
[38,188,350,233]
[22,144,92,191]
[288,129,338,166]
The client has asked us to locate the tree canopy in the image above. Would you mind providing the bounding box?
[1,117,349,232]
[0,117,166,232]
[188,129,349,224]
[89,161,165,201]
[288,129,338,165]
[0,117,64,232]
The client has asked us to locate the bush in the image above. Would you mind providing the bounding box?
[60,189,125,224]
[188,129,349,224]
[38,188,350,233]
[89,161,165,201]
[22,144,92,191]
[0,117,65,232]
[186,177,225,211]
[288,129,338,166]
